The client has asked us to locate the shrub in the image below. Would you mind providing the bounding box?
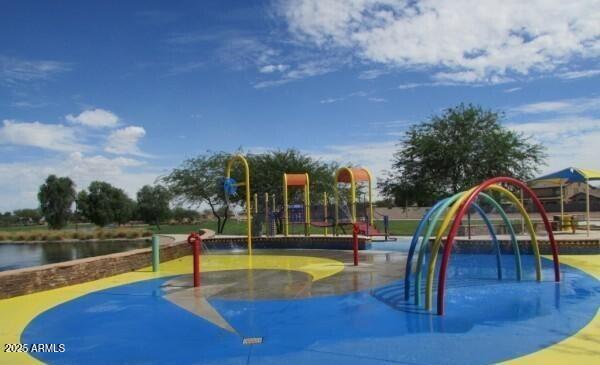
[70,231,81,240]
[116,230,128,238]
[0,233,7,241]
[26,233,40,241]
[48,233,64,241]
[127,231,141,239]
[142,230,153,237]
[16,233,27,241]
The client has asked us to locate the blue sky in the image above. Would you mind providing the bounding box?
[1,0,599,211]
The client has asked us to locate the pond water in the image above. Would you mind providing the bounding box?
[0,240,151,271]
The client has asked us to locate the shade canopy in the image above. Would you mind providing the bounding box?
[530,167,600,185]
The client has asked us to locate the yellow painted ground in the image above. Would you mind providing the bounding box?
[504,255,600,365]
[0,254,344,365]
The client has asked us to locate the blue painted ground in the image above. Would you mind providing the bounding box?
[23,254,599,365]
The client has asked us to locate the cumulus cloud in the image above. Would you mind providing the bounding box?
[105,126,147,156]
[66,108,120,128]
[278,0,600,83]
[0,120,86,152]
[0,152,158,211]
[507,116,600,173]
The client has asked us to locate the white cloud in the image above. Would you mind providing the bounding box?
[507,116,600,173]
[511,96,600,114]
[255,60,337,88]
[359,69,389,80]
[0,56,69,84]
[105,126,147,156]
[0,120,86,152]
[557,69,600,80]
[279,0,600,83]
[259,64,289,73]
[503,87,522,93]
[368,97,387,103]
[307,140,398,198]
[0,152,158,211]
[66,108,120,128]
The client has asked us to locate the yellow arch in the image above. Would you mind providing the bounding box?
[425,185,541,310]
[226,154,252,254]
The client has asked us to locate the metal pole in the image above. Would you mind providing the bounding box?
[283,174,289,236]
[467,210,471,239]
[323,191,328,236]
[192,238,201,287]
[152,235,160,272]
[586,179,590,237]
[560,182,564,227]
[520,189,525,234]
[384,215,389,241]
[353,223,359,266]
[264,192,269,236]
[253,193,258,214]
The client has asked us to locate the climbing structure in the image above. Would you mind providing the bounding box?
[283,173,311,236]
[405,177,560,315]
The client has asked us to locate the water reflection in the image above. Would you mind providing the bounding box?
[0,241,151,271]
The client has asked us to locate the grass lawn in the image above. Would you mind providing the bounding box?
[2,218,526,239]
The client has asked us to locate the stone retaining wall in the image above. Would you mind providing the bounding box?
[0,232,213,299]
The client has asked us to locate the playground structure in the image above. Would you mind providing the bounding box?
[224,154,252,254]
[283,173,310,236]
[221,155,389,239]
[405,177,560,315]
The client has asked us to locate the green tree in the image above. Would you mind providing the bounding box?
[162,152,234,233]
[247,149,338,201]
[172,207,200,223]
[13,208,42,224]
[136,185,171,229]
[78,181,135,226]
[379,104,546,206]
[38,175,76,229]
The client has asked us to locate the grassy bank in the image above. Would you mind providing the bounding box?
[2,218,525,241]
[0,227,152,242]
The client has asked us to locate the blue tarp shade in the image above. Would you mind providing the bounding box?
[530,167,600,236]
[530,167,600,184]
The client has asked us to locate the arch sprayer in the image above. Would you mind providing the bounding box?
[405,177,560,315]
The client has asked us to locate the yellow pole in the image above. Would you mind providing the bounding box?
[226,154,252,254]
[283,174,289,236]
[586,178,590,237]
[305,173,311,237]
[323,191,328,236]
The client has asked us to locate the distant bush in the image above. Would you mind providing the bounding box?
[127,231,141,239]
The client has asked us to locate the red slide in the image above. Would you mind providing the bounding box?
[356,221,383,236]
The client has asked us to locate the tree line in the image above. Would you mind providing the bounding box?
[10,104,546,230]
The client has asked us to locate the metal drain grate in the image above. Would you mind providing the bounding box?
[242,337,263,345]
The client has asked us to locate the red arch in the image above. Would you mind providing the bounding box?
[437,177,560,315]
